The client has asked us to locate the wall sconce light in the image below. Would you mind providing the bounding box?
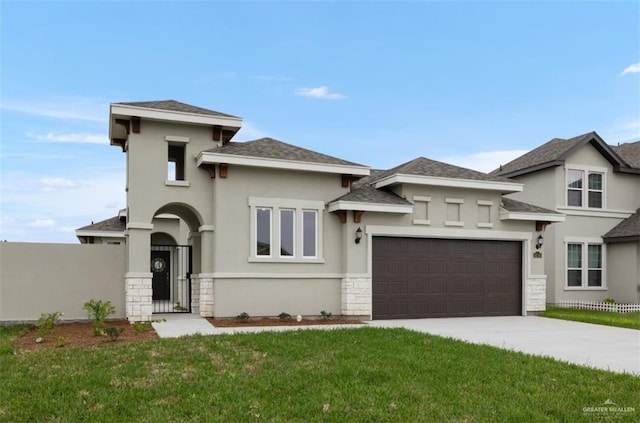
[355,227,363,244]
[536,234,544,250]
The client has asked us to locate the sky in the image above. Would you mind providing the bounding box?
[1,1,638,243]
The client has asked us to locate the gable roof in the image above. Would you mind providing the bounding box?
[197,137,370,176]
[372,157,522,193]
[500,197,559,214]
[611,141,640,169]
[493,131,631,178]
[603,208,640,243]
[114,100,239,118]
[378,157,514,183]
[329,170,413,209]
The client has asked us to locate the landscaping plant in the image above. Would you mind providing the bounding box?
[236,312,250,322]
[36,311,63,340]
[82,299,116,336]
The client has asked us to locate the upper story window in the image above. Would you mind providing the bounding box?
[165,135,190,187]
[566,168,605,209]
[249,197,324,263]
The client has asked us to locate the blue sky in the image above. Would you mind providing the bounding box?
[1,1,638,243]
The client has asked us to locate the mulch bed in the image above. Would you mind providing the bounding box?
[207,317,364,327]
[14,320,158,352]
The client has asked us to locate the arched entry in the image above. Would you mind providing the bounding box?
[150,204,203,314]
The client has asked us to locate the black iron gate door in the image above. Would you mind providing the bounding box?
[151,245,192,313]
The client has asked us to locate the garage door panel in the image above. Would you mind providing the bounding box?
[373,237,522,319]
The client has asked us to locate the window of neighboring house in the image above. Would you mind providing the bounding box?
[566,242,604,288]
[566,168,604,209]
[249,197,324,262]
[302,210,317,258]
[256,208,272,256]
[280,209,294,257]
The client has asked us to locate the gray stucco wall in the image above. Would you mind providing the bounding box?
[0,243,126,322]
[213,278,341,317]
[606,242,640,303]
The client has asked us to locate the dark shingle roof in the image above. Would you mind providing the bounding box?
[501,197,561,215]
[493,131,628,177]
[612,141,640,169]
[603,208,640,241]
[115,100,239,119]
[333,170,412,206]
[76,216,126,232]
[374,157,514,183]
[204,137,366,167]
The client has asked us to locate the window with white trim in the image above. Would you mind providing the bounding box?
[566,168,604,209]
[256,208,272,256]
[302,210,317,258]
[566,242,604,288]
[249,197,324,262]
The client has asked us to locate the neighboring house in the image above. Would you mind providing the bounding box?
[104,100,563,322]
[76,209,188,246]
[494,132,640,304]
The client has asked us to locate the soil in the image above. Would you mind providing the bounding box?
[13,317,363,352]
[207,317,364,327]
[14,320,158,352]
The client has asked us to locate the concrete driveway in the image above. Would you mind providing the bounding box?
[368,316,640,375]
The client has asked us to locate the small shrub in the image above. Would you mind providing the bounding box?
[36,312,63,340]
[320,310,333,320]
[236,312,250,322]
[174,302,188,311]
[278,312,291,320]
[104,327,124,341]
[131,321,153,333]
[603,298,616,304]
[56,336,66,348]
[83,300,115,336]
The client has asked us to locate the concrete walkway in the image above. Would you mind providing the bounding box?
[152,314,220,338]
[368,316,640,375]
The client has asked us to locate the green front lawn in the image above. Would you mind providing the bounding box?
[542,306,640,330]
[1,326,638,422]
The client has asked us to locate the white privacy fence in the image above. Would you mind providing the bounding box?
[555,300,640,313]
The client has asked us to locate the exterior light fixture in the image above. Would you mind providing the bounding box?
[355,227,363,244]
[536,234,544,250]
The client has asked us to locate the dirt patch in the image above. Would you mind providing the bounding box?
[14,320,158,352]
[207,317,364,327]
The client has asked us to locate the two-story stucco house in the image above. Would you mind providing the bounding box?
[494,132,640,304]
[101,100,565,322]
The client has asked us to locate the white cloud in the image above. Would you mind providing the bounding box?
[0,170,126,243]
[27,218,56,228]
[40,177,77,189]
[440,150,529,173]
[27,132,109,144]
[234,121,267,141]
[620,62,640,76]
[0,97,108,122]
[605,117,640,143]
[295,86,345,100]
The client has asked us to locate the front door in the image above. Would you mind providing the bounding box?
[151,250,171,301]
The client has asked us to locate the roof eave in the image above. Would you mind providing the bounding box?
[603,235,640,243]
[327,200,413,214]
[109,103,243,129]
[374,174,523,193]
[497,160,565,178]
[197,151,370,176]
[499,210,566,222]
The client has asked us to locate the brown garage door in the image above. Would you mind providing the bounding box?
[372,237,522,319]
